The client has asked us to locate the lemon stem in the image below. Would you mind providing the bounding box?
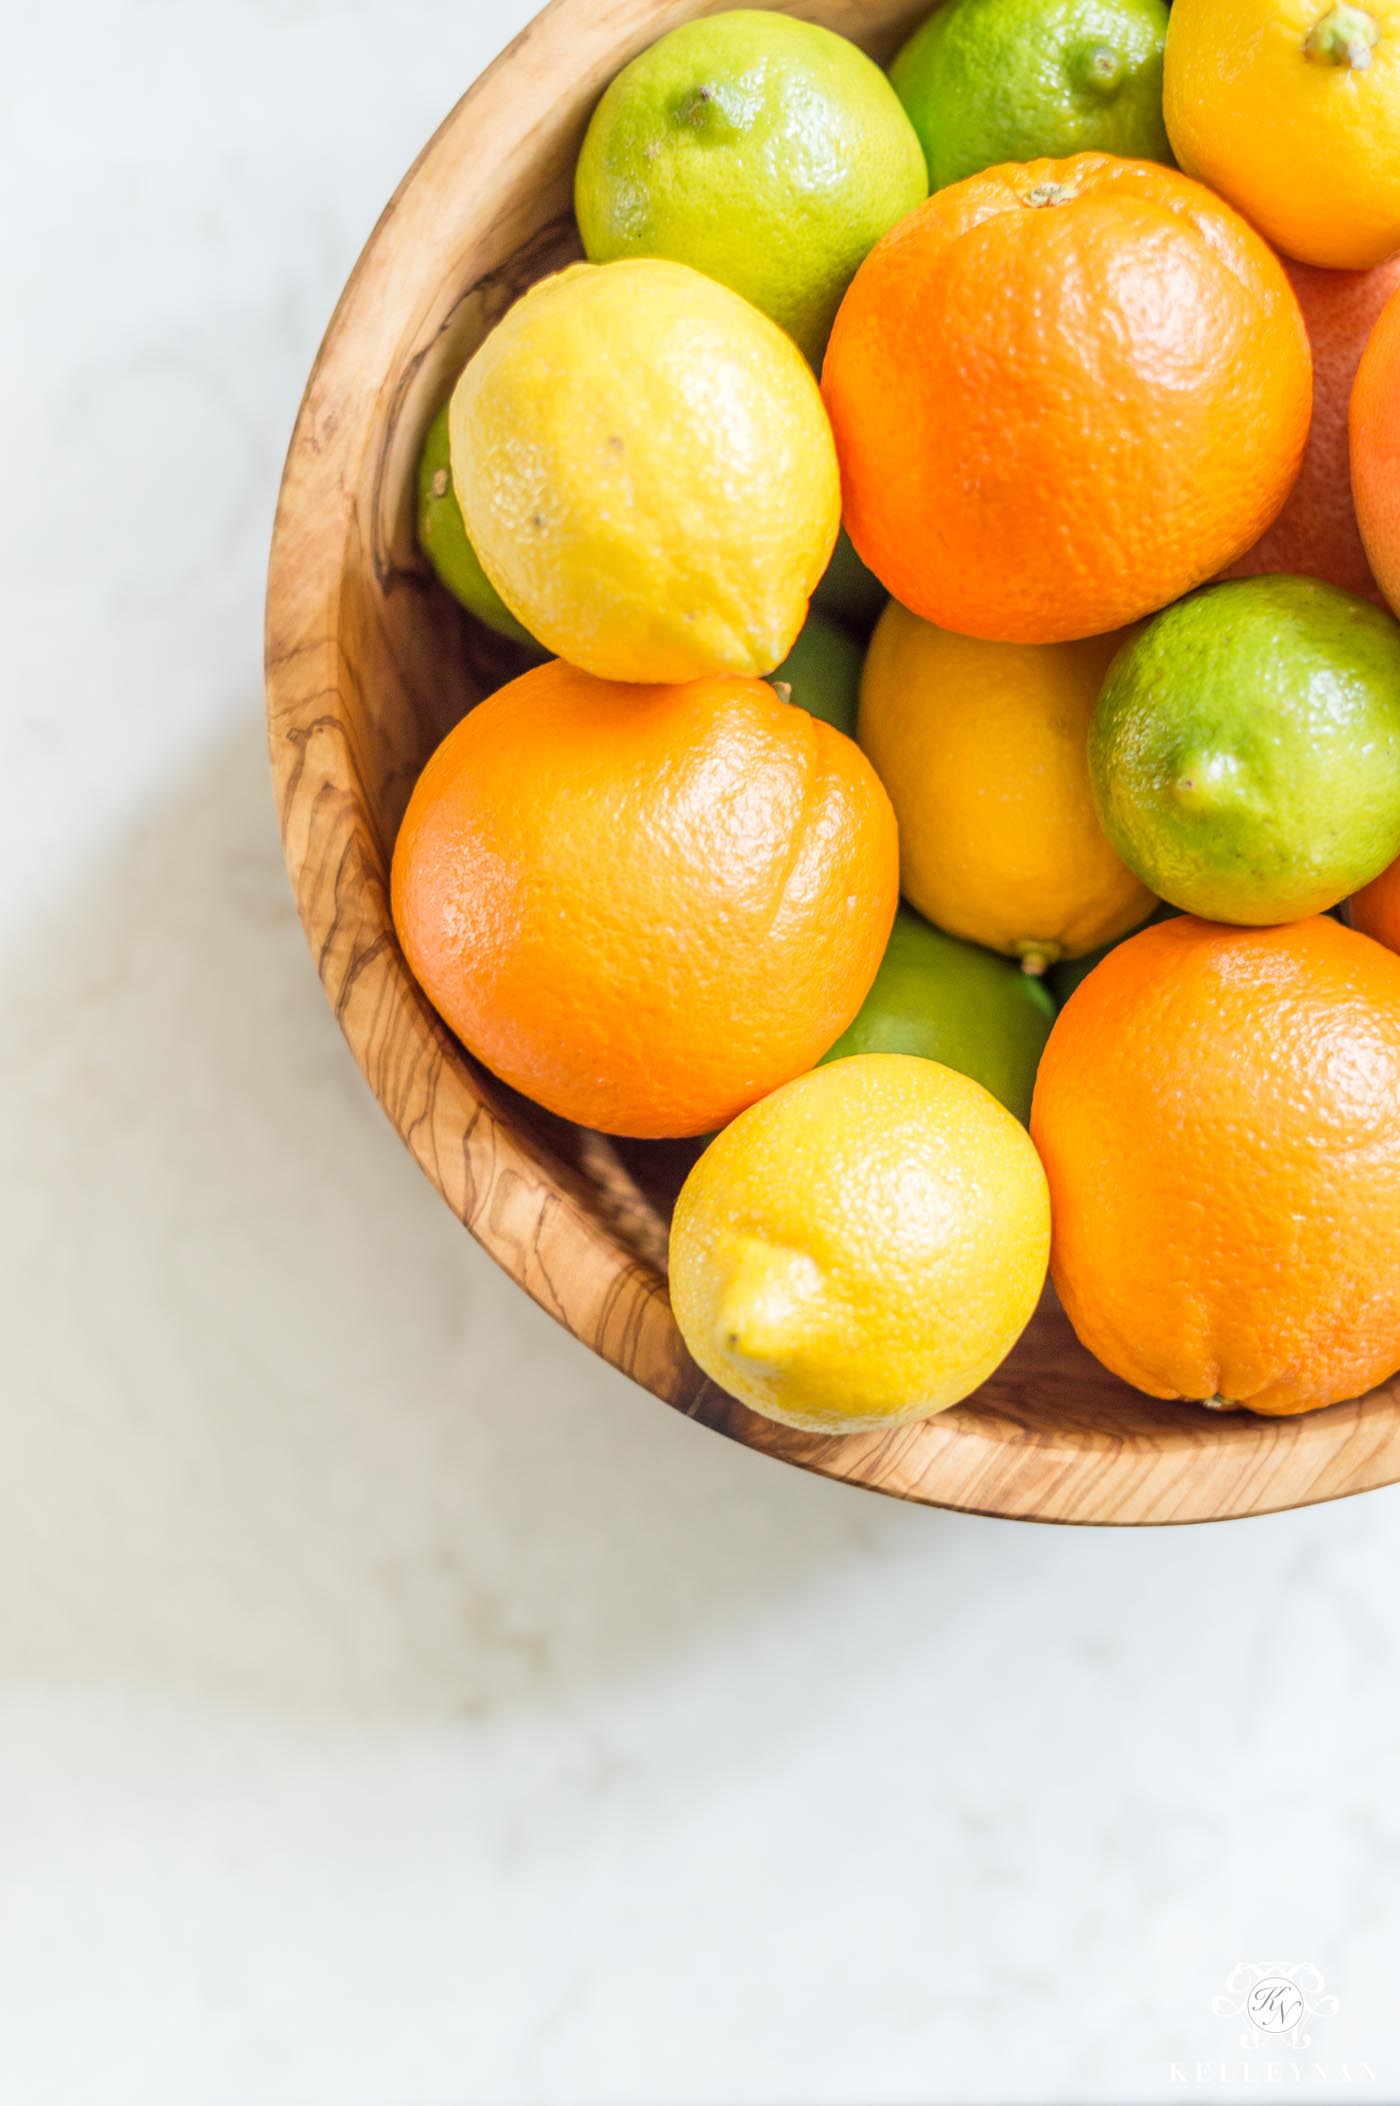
[1304,5,1380,67]
[1016,941,1061,976]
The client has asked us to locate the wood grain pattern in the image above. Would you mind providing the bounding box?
[265,0,1400,1524]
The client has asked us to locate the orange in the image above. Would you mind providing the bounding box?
[1031,914,1400,1416]
[1352,282,1400,619]
[390,661,898,1139]
[1351,855,1400,950]
[1225,253,1400,602]
[822,154,1312,645]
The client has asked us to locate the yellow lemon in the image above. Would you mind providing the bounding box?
[449,259,841,684]
[858,602,1155,972]
[1164,0,1400,269]
[669,1054,1050,1434]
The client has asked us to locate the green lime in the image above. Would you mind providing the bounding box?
[821,906,1054,1125]
[416,404,538,648]
[1090,577,1400,924]
[1048,901,1177,1004]
[575,11,928,364]
[891,0,1172,193]
[812,528,888,635]
[773,612,865,737]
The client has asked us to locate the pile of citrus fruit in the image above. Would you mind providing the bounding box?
[395,0,1400,1434]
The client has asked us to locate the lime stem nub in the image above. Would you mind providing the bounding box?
[1304,5,1380,67]
[1075,41,1125,95]
[676,82,724,129]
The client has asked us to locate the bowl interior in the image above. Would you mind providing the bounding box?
[266,0,1400,1523]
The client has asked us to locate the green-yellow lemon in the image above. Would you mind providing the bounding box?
[576,10,927,364]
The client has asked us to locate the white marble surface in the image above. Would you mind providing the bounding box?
[3,3,1400,2101]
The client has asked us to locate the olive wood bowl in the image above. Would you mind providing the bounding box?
[265,0,1400,1524]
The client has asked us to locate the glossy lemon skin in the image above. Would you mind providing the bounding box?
[858,601,1155,966]
[669,1054,1051,1433]
[1165,0,1400,269]
[449,259,841,685]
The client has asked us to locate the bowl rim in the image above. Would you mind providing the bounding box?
[264,0,1400,1526]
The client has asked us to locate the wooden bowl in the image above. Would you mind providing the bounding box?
[265,0,1400,1525]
